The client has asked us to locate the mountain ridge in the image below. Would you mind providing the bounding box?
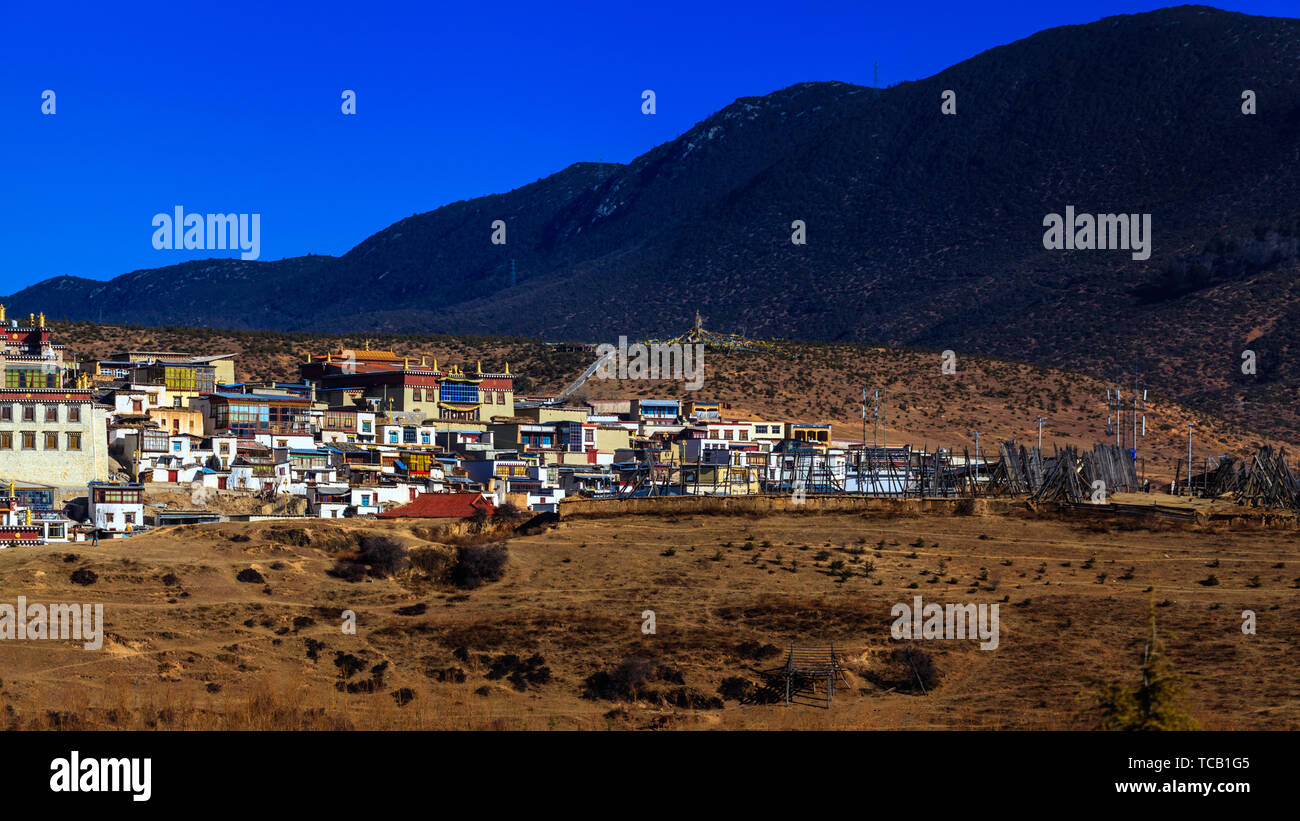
[8,4,1300,438]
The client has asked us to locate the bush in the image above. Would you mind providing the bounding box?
[493,501,525,520]
[327,561,366,583]
[451,544,509,589]
[485,653,552,690]
[69,568,98,586]
[236,568,264,584]
[868,644,939,693]
[718,676,757,701]
[582,657,657,701]
[358,536,408,577]
[409,545,456,578]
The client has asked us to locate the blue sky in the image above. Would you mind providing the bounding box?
[2,0,1296,292]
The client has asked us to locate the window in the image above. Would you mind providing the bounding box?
[361,420,372,433]
[0,432,10,449]
[132,400,143,413]
[106,512,116,523]
[48,524,64,540]
[0,406,10,421]
[388,431,398,444]
[172,441,182,452]
[6,369,55,388]
[439,382,478,404]
[22,406,35,422]
[174,397,183,408]
[45,405,58,422]
[21,432,35,450]
[411,389,422,401]
[125,512,136,524]
[68,405,81,423]
[66,433,82,450]
[44,432,58,450]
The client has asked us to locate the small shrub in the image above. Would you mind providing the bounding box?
[236,568,264,584]
[70,568,98,586]
[358,536,408,577]
[451,544,509,589]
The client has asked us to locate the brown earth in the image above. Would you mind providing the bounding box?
[0,502,1295,730]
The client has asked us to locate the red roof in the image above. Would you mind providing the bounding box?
[376,492,496,519]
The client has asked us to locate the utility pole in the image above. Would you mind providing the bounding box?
[861,387,867,453]
[880,389,887,449]
[1105,386,1121,449]
[1186,423,1195,493]
[970,431,981,469]
[1035,416,1047,451]
[1130,383,1147,465]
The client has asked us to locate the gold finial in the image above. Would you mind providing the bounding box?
[8,481,13,497]
[504,362,510,374]
[28,313,35,326]
[404,357,410,369]
[305,352,311,362]
[37,312,44,328]
[421,355,427,367]
[476,360,482,374]
[0,304,6,322]
[432,357,438,372]
[24,508,31,526]
[364,339,370,351]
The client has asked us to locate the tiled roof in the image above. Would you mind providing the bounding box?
[376,492,495,519]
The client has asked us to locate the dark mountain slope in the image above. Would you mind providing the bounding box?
[9,5,1300,437]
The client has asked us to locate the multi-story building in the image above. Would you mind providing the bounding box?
[317,408,377,444]
[302,345,514,424]
[196,391,315,448]
[0,310,111,488]
[87,481,145,534]
[104,350,235,389]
